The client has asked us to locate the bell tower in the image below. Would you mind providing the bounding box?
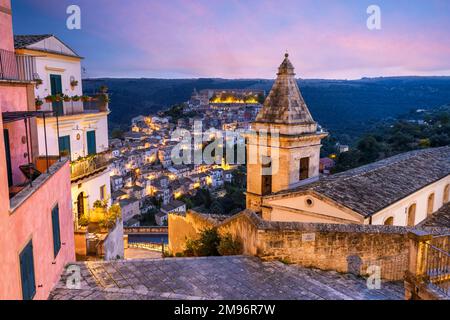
[246,53,328,213]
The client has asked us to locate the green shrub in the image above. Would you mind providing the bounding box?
[183,228,221,257]
[218,233,243,256]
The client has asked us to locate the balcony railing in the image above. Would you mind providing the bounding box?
[39,96,109,117]
[424,235,450,297]
[0,49,38,82]
[71,151,111,182]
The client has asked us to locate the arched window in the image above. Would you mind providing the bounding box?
[384,217,394,226]
[407,204,416,227]
[444,184,449,204]
[427,193,435,216]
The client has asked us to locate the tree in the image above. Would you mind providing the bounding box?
[357,135,382,163]
[111,128,124,140]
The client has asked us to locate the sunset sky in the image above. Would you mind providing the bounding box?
[11,0,450,79]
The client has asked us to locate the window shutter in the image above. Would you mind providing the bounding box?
[87,130,96,155]
[52,205,61,258]
[20,241,36,300]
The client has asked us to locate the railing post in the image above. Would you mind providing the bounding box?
[405,230,433,300]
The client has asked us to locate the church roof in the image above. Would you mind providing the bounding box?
[272,146,450,217]
[255,53,315,124]
[419,203,450,229]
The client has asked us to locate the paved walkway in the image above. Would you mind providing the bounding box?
[49,256,404,300]
[125,248,163,259]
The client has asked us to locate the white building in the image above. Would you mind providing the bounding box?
[15,35,113,229]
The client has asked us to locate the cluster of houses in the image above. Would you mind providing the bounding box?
[109,115,236,227]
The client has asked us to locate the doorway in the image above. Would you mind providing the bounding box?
[50,74,63,116]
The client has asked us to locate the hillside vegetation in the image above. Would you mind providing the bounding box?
[83,77,450,143]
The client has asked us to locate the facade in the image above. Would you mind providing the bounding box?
[0,0,75,299]
[246,54,450,228]
[14,34,123,260]
[158,200,186,226]
[119,197,140,225]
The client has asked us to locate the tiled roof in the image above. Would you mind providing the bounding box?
[14,34,52,48]
[14,34,81,58]
[419,203,450,228]
[161,200,185,212]
[255,53,315,125]
[273,146,450,217]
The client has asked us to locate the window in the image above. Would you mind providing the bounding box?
[3,129,12,187]
[58,135,71,158]
[50,74,63,116]
[100,185,106,200]
[261,158,272,196]
[427,193,435,216]
[299,157,310,181]
[51,204,61,258]
[87,130,96,155]
[305,198,314,207]
[444,184,449,204]
[19,240,36,300]
[384,217,394,226]
[407,204,416,227]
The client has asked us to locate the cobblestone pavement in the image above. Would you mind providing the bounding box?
[49,256,405,300]
[125,248,163,259]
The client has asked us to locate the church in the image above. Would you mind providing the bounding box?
[246,54,450,227]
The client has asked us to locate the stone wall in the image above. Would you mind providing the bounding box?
[169,210,415,279]
[103,219,125,260]
[255,221,410,278]
[168,211,218,254]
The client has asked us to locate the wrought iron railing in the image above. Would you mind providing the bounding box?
[39,96,109,116]
[124,226,168,234]
[70,151,111,182]
[425,235,450,296]
[0,49,38,81]
[128,241,168,254]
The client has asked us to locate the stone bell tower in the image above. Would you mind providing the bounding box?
[246,53,328,212]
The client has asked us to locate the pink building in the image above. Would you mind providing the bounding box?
[0,0,75,300]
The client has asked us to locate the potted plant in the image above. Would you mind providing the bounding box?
[54,94,62,102]
[44,95,54,103]
[35,78,43,88]
[63,95,71,102]
[81,95,91,102]
[70,79,79,87]
[71,95,81,102]
[35,98,43,110]
[100,93,110,104]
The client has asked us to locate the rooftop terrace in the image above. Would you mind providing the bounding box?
[49,256,404,300]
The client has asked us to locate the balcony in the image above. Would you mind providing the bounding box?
[0,49,38,82]
[71,151,111,182]
[38,94,109,117]
[2,111,66,210]
[9,156,69,211]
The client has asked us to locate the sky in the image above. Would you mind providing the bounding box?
[11,0,450,79]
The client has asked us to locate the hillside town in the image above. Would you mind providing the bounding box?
[0,0,449,302]
[108,89,265,228]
